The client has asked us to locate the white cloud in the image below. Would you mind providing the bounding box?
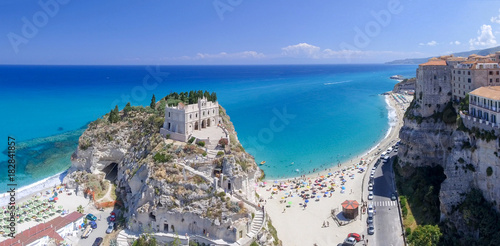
[449,41,461,45]
[419,40,438,46]
[491,8,500,24]
[173,51,265,60]
[281,43,322,58]
[469,24,497,49]
[280,42,423,60]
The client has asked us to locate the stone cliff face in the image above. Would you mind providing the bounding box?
[64,103,270,244]
[398,63,500,236]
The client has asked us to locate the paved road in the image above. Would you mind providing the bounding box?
[365,149,404,246]
[72,208,115,246]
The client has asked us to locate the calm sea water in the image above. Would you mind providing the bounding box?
[0,64,417,189]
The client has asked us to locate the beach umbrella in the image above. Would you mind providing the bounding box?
[274,181,278,184]
[288,201,292,205]
[341,186,346,190]
[54,197,58,201]
[305,199,309,203]
[317,195,321,199]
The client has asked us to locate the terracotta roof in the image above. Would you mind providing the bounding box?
[0,212,83,246]
[420,60,447,66]
[341,200,359,209]
[470,86,500,101]
[461,61,477,64]
[63,212,84,222]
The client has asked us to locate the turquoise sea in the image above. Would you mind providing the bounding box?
[0,64,417,195]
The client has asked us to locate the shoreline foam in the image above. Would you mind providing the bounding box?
[264,94,398,182]
[0,170,67,207]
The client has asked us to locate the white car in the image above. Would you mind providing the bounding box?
[368,184,373,191]
[106,222,115,234]
[368,191,374,200]
[368,204,374,215]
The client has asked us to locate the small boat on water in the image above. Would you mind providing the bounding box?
[390,75,404,80]
[260,161,266,165]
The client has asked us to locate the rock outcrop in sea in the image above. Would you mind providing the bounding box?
[63,98,278,245]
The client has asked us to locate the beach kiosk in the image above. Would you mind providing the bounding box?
[341,200,359,220]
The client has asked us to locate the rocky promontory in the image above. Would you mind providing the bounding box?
[63,94,277,245]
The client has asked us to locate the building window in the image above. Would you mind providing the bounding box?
[490,71,494,75]
[497,71,499,75]
[168,112,170,117]
[490,79,493,83]
[468,71,471,75]
[190,114,192,119]
[458,71,461,75]
[468,78,471,83]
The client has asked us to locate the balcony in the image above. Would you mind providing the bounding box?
[470,102,500,112]
[460,112,499,131]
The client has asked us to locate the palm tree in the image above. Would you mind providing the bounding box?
[77,205,84,213]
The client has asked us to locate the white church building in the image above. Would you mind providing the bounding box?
[160,97,221,142]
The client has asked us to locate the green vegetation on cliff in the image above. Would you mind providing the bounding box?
[163,90,217,106]
[395,158,500,245]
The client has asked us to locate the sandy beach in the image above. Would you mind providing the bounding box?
[0,185,93,242]
[256,93,411,246]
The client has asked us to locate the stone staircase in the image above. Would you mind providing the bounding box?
[246,210,264,238]
[116,229,138,246]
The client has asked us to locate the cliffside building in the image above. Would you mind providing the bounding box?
[468,86,500,125]
[415,59,453,117]
[160,98,221,142]
[452,60,500,101]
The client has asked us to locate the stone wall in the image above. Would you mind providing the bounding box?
[415,64,452,117]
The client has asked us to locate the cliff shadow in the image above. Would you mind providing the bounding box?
[393,159,446,226]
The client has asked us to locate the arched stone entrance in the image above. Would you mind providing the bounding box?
[194,121,199,130]
[102,162,118,182]
[202,119,206,129]
[207,118,211,127]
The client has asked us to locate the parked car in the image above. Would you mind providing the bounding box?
[343,237,356,245]
[92,237,103,246]
[368,223,375,235]
[81,225,92,239]
[106,222,115,234]
[347,233,361,242]
[367,214,374,224]
[109,212,116,222]
[368,204,374,215]
[368,184,373,191]
[89,221,97,229]
[86,214,97,221]
[391,192,397,201]
[368,191,374,200]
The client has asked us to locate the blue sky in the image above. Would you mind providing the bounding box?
[1,0,500,64]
